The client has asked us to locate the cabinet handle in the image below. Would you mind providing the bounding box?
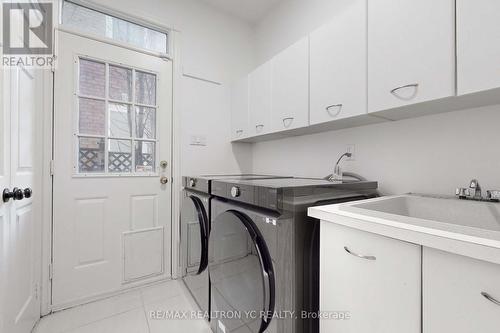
[344,246,376,261]
[326,104,343,117]
[255,124,264,133]
[390,83,419,99]
[282,117,294,128]
[481,292,500,307]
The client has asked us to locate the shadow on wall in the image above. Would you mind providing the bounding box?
[250,105,500,196]
[180,76,252,176]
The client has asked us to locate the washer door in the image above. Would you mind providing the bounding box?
[209,209,275,333]
[181,195,209,275]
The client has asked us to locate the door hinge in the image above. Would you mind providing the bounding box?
[49,263,54,280]
[34,283,39,300]
[49,160,55,176]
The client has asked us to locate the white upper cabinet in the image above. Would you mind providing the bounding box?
[230,76,249,140]
[271,37,310,132]
[368,0,456,113]
[457,0,500,95]
[249,61,273,136]
[310,0,367,125]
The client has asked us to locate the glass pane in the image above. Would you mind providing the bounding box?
[135,141,155,172]
[79,59,105,98]
[108,103,132,138]
[78,137,105,173]
[79,98,105,135]
[108,139,132,173]
[135,71,156,106]
[135,106,156,139]
[109,65,132,102]
[62,2,168,54]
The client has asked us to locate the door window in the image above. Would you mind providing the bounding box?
[76,57,158,175]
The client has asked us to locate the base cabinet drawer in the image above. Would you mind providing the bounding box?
[423,248,500,333]
[320,222,421,333]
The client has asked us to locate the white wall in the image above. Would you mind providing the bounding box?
[253,106,500,195]
[252,0,500,196]
[96,0,255,176]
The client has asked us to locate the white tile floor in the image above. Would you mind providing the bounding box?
[34,280,212,333]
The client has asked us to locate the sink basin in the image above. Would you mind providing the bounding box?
[348,195,500,232]
[308,193,500,266]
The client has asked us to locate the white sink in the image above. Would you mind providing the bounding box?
[309,194,500,265]
[349,195,500,232]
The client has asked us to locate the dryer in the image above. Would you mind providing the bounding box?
[209,178,379,333]
[180,175,291,319]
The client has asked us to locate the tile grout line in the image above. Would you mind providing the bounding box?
[140,290,152,333]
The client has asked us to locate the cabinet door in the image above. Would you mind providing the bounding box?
[423,248,500,333]
[320,222,421,333]
[271,37,309,132]
[368,0,455,113]
[249,62,272,136]
[230,76,249,140]
[457,0,500,95]
[310,0,367,124]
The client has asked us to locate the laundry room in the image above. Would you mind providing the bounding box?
[1,0,500,333]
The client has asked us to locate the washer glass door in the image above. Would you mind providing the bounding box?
[181,194,209,276]
[209,210,275,333]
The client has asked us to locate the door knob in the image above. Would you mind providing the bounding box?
[160,177,169,184]
[23,188,33,199]
[2,188,24,203]
[160,161,168,169]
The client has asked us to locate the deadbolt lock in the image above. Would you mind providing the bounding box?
[160,160,168,169]
[160,177,169,185]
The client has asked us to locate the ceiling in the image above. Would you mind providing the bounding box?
[199,0,284,23]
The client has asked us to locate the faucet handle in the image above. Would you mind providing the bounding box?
[486,190,500,202]
[456,188,470,199]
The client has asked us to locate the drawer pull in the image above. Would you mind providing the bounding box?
[326,104,343,117]
[481,292,500,307]
[282,117,294,128]
[344,246,376,261]
[390,83,419,100]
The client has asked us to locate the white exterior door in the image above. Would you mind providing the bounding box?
[52,31,172,308]
[0,65,41,332]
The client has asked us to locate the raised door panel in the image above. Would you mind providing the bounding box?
[457,0,500,95]
[249,62,272,136]
[320,222,421,333]
[423,248,500,333]
[231,76,249,140]
[310,0,367,124]
[271,37,309,132]
[368,0,455,113]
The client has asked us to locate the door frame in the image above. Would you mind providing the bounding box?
[40,2,184,314]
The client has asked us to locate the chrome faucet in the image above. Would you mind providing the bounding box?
[456,178,500,202]
[469,179,482,200]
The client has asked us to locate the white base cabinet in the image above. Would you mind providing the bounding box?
[320,222,421,333]
[423,248,500,333]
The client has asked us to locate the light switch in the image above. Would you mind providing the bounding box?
[190,135,207,146]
